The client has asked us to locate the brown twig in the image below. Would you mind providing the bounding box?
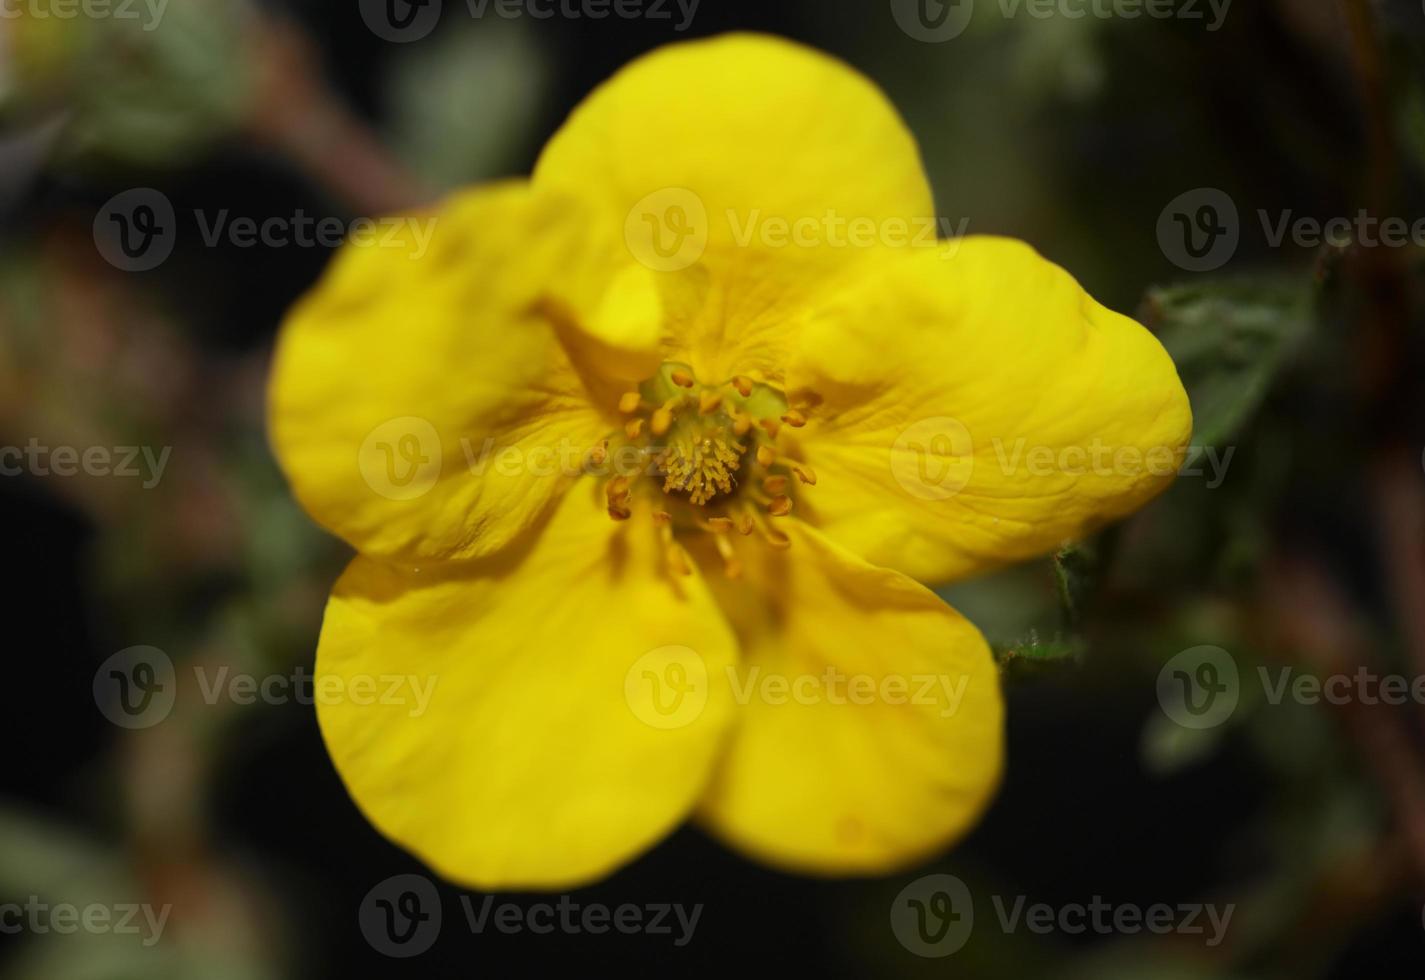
[1262,555,1425,883]
[244,14,430,215]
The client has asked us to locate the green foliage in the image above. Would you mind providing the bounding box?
[1143,278,1315,452]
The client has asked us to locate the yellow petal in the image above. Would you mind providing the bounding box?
[786,237,1194,584]
[269,181,646,562]
[315,486,739,890]
[534,33,935,383]
[694,521,1003,875]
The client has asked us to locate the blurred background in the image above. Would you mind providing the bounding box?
[3,0,1425,975]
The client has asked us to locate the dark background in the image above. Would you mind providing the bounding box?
[3,0,1425,975]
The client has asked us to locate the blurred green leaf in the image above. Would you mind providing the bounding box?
[1142,277,1314,452]
[996,630,1086,680]
[58,0,252,168]
[385,19,551,189]
[1053,541,1099,627]
[1140,709,1232,775]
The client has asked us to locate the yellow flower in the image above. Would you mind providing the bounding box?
[268,34,1191,890]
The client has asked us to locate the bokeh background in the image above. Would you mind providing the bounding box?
[4,0,1425,975]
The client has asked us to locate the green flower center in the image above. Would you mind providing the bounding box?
[599,362,818,577]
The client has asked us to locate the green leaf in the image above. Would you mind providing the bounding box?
[996,630,1085,680]
[1052,541,1097,627]
[1140,277,1314,452]
[385,19,551,190]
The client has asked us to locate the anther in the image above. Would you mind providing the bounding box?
[756,444,776,468]
[759,418,782,439]
[705,517,734,533]
[765,530,791,549]
[762,475,788,495]
[791,464,817,486]
[625,418,644,439]
[714,533,742,579]
[618,391,643,414]
[732,413,753,437]
[588,439,609,467]
[768,495,793,517]
[605,475,632,520]
[671,369,695,388]
[666,543,692,576]
[651,405,675,437]
[781,409,807,428]
[732,376,754,397]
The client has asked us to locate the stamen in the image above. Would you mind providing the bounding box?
[650,403,676,437]
[663,429,745,506]
[666,543,692,576]
[714,532,742,579]
[594,362,819,567]
[750,512,791,550]
[605,475,632,521]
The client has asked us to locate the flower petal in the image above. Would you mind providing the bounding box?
[315,486,739,890]
[534,33,935,383]
[786,237,1193,584]
[694,521,1003,875]
[269,181,647,562]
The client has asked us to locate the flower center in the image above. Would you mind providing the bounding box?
[662,424,745,506]
[595,362,818,578]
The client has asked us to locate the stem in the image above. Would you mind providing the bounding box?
[244,14,430,215]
